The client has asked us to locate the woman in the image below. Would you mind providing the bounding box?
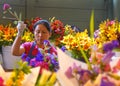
[11,20,59,72]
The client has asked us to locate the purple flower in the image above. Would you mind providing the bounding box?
[72,63,81,73]
[103,40,119,52]
[30,58,36,67]
[100,77,115,86]
[94,29,100,38]
[26,57,31,64]
[93,65,101,74]
[51,59,59,67]
[61,46,67,52]
[21,53,28,61]
[79,70,92,84]
[102,51,115,64]
[112,40,119,47]
[43,40,50,46]
[3,3,11,11]
[79,69,91,76]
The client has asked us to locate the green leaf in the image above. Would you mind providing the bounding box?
[19,12,22,21]
[90,10,94,38]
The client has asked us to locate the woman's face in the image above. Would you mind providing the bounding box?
[34,24,51,46]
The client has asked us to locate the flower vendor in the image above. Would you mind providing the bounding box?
[11,19,59,74]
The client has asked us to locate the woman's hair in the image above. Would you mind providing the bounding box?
[33,20,51,32]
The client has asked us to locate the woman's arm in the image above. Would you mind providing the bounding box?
[11,36,25,56]
[11,21,26,56]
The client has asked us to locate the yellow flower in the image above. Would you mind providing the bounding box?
[95,19,120,48]
[22,30,34,42]
[18,71,25,81]
[39,69,52,85]
[6,78,13,86]
[47,72,57,85]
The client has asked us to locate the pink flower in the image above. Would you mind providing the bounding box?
[65,67,73,78]
[0,77,4,86]
[3,3,11,11]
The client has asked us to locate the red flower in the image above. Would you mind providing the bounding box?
[38,62,49,74]
[32,46,39,56]
[24,17,42,32]
[103,64,111,72]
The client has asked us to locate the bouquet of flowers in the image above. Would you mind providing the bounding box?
[94,19,120,48]
[21,40,59,85]
[49,17,65,47]
[61,29,92,62]
[0,61,31,86]
[64,40,120,86]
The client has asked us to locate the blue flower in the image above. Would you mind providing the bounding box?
[36,51,44,61]
[61,46,67,52]
[26,56,31,64]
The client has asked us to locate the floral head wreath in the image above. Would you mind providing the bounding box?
[24,17,42,32]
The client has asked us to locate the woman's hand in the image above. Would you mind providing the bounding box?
[17,21,26,37]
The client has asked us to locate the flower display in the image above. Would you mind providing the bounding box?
[2,3,120,85]
[1,3,34,47]
[0,24,34,47]
[3,3,22,21]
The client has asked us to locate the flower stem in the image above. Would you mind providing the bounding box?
[80,48,92,70]
[8,9,19,20]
